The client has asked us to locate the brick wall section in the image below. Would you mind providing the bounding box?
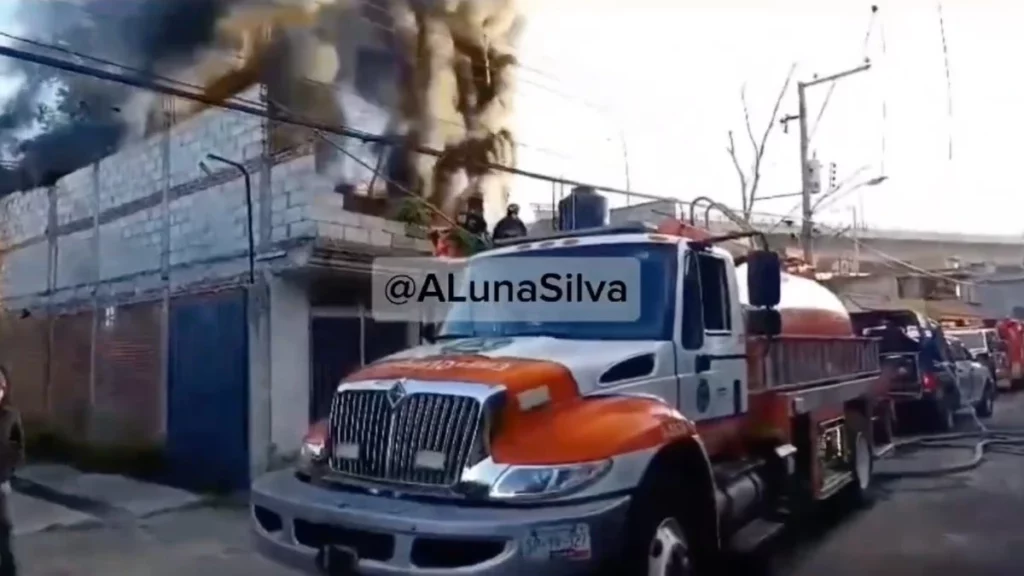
[49,312,93,438]
[0,313,48,421]
[93,301,162,445]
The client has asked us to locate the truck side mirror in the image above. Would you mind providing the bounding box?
[747,308,782,337]
[746,250,782,308]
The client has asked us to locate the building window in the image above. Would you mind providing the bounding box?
[103,306,116,329]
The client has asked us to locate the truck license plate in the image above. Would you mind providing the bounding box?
[522,523,592,561]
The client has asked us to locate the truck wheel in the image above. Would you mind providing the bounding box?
[932,398,955,432]
[618,471,704,576]
[975,381,996,418]
[846,428,875,506]
[841,414,875,507]
[647,518,694,576]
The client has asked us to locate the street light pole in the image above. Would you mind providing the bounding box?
[795,62,872,265]
[201,154,255,285]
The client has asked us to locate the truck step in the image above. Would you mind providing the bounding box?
[727,517,787,555]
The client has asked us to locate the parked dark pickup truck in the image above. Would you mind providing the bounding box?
[852,309,990,430]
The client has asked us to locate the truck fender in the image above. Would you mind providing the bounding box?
[643,436,722,554]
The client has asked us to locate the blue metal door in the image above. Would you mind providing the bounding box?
[167,290,249,492]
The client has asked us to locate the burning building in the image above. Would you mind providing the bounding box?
[0,0,524,490]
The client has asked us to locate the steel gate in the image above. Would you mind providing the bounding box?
[167,290,250,492]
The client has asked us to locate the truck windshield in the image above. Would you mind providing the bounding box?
[436,242,678,341]
[952,331,986,351]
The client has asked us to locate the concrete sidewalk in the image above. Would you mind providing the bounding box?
[9,491,99,536]
[15,464,205,520]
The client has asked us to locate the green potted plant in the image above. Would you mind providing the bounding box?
[395,198,430,239]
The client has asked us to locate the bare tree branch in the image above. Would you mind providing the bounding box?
[726,63,798,221]
[747,63,796,217]
[726,130,748,213]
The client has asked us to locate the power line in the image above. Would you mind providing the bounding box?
[807,6,879,144]
[349,5,632,146]
[0,31,986,284]
[936,1,954,160]
[0,30,576,163]
[878,8,889,174]
[808,220,977,284]
[0,38,649,200]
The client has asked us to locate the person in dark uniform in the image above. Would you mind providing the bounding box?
[0,368,22,576]
[493,203,527,240]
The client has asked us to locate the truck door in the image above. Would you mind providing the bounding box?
[675,250,746,421]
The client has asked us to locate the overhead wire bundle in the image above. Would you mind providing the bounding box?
[0,22,989,283]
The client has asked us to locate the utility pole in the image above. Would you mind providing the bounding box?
[851,205,860,274]
[785,62,872,265]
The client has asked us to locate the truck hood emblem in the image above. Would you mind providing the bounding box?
[386,379,408,408]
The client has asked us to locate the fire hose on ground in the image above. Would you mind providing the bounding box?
[873,407,1024,480]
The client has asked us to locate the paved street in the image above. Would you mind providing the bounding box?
[12,392,1024,575]
[772,390,1024,576]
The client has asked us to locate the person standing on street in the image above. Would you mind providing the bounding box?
[0,368,23,576]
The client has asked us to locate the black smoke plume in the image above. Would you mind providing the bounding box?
[0,0,239,195]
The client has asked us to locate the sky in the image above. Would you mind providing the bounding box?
[0,0,1016,237]
[508,0,1022,236]
[0,4,21,103]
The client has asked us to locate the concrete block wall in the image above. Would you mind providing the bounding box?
[272,155,432,252]
[0,186,50,298]
[0,87,269,307]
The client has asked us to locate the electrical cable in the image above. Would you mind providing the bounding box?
[0,29,575,163]
[0,36,650,201]
[807,6,878,144]
[936,1,955,161]
[879,8,889,175]
[0,30,994,282]
[0,29,639,247]
[350,5,632,149]
[0,29,481,240]
[809,219,978,284]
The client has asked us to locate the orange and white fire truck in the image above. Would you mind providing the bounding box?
[250,220,893,576]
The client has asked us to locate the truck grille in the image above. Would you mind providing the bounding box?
[327,388,483,487]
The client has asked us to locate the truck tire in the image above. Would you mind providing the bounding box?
[975,380,996,418]
[931,397,955,432]
[844,417,875,507]
[617,466,707,576]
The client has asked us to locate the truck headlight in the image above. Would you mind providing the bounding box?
[489,460,611,500]
[298,420,329,475]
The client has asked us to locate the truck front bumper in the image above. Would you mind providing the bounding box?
[251,470,632,576]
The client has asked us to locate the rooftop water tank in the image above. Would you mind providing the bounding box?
[558,186,609,231]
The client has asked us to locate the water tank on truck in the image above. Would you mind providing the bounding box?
[557,186,609,231]
[736,264,853,337]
